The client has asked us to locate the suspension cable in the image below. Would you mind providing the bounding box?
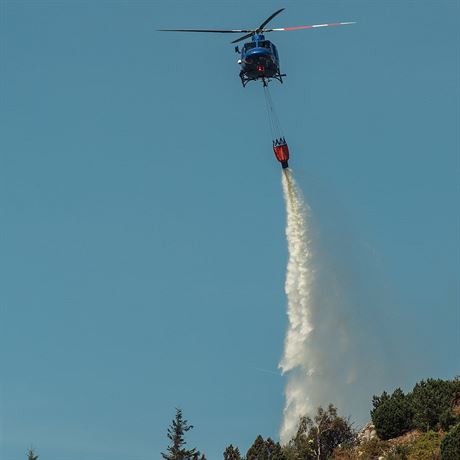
[263,85,276,140]
[263,84,284,141]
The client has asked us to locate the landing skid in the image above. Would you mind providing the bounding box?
[240,72,287,88]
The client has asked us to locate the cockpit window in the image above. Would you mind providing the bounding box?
[243,43,256,50]
[259,41,271,49]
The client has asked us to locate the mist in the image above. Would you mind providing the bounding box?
[279,169,402,444]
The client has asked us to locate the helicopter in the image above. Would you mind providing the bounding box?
[159,8,355,87]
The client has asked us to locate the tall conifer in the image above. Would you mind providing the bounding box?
[161,408,203,460]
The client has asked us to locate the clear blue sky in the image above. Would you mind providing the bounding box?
[1,1,458,459]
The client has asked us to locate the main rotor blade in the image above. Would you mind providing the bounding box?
[231,32,255,44]
[158,28,252,33]
[258,8,285,30]
[267,21,356,32]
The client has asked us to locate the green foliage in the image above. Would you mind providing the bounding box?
[332,431,443,460]
[387,444,410,460]
[357,438,390,458]
[371,378,460,441]
[371,388,414,440]
[330,446,358,459]
[161,408,203,460]
[411,379,460,431]
[439,408,459,431]
[246,435,266,460]
[27,448,38,460]
[405,431,441,460]
[313,405,356,460]
[281,443,306,460]
[286,415,315,459]
[285,405,355,460]
[332,440,413,460]
[441,423,460,460]
[223,444,243,460]
[246,435,285,460]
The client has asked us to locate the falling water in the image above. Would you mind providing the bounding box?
[279,168,315,443]
[278,168,395,444]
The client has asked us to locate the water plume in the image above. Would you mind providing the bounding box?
[278,169,394,444]
[279,168,315,443]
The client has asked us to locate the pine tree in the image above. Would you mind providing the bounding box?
[27,448,38,460]
[411,378,460,431]
[441,423,460,459]
[223,444,243,460]
[246,435,285,459]
[161,408,203,460]
[265,438,284,459]
[246,435,266,460]
[371,388,413,439]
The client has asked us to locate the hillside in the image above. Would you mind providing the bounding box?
[333,425,445,459]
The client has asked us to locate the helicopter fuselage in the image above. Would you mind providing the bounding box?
[238,34,285,87]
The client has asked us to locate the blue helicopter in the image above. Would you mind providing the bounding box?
[159,8,355,87]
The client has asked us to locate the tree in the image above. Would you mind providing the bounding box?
[246,435,265,460]
[411,379,460,431]
[441,423,460,460]
[246,435,285,460]
[284,416,315,459]
[310,405,355,460]
[264,438,284,460]
[223,444,243,460]
[161,408,203,460]
[440,407,459,431]
[27,449,38,460]
[371,388,413,440]
[283,405,355,460]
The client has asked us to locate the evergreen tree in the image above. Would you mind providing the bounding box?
[223,444,243,460]
[411,378,460,431]
[371,388,413,440]
[441,423,460,460]
[246,435,266,460]
[265,438,284,460]
[161,408,203,460]
[27,448,38,460]
[246,435,285,460]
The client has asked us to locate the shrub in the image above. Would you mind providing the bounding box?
[406,431,441,460]
[411,379,460,431]
[441,423,460,460]
[330,446,359,459]
[440,408,459,431]
[371,388,413,440]
[358,438,389,458]
[385,444,410,460]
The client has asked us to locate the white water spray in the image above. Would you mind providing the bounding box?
[279,168,315,443]
[278,169,395,444]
